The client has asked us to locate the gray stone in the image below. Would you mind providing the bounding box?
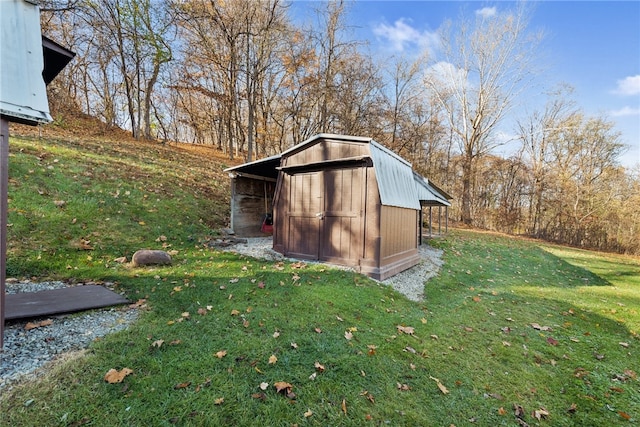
[131,249,172,267]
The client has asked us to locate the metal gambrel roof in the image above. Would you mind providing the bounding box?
[225,134,449,211]
[413,172,451,207]
[369,140,421,210]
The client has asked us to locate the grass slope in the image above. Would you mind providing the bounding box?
[1,135,638,426]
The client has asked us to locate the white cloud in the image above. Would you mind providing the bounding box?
[424,61,469,91]
[613,75,640,96]
[610,106,640,117]
[476,7,497,19]
[372,18,439,52]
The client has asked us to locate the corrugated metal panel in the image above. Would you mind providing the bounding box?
[0,0,51,125]
[369,140,420,210]
[413,172,451,206]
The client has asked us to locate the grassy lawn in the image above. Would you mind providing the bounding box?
[1,136,638,426]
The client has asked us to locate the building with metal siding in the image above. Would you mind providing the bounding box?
[225,134,451,280]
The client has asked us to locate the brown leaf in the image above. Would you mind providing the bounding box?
[513,404,526,420]
[314,327,322,333]
[215,350,227,358]
[610,386,624,393]
[532,407,549,420]
[251,392,267,401]
[547,337,559,346]
[344,331,353,340]
[197,308,207,316]
[104,368,133,384]
[341,399,347,415]
[230,309,240,316]
[274,381,293,394]
[152,339,164,348]
[472,296,481,302]
[304,409,313,418]
[314,361,325,372]
[25,319,53,331]
[214,397,224,405]
[397,325,415,335]
[567,403,578,413]
[174,381,191,390]
[498,407,507,415]
[397,382,411,391]
[531,323,552,331]
[268,354,278,364]
[367,345,377,356]
[429,376,449,394]
[619,411,631,420]
[619,342,630,348]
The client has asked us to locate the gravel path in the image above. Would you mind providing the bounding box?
[1,239,443,389]
[1,281,138,389]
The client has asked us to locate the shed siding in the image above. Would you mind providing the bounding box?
[230,176,274,237]
[286,139,367,166]
[380,206,418,259]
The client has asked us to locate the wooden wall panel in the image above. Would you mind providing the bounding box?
[380,206,418,259]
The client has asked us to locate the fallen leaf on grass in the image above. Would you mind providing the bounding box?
[104,368,133,384]
[304,409,313,418]
[152,339,164,348]
[314,361,325,372]
[567,403,578,413]
[215,350,227,358]
[25,319,53,331]
[619,411,631,420]
[274,381,295,398]
[367,345,377,355]
[397,325,415,335]
[197,308,207,316]
[472,296,481,302]
[547,337,559,346]
[532,407,549,420]
[531,323,552,331]
[174,382,191,390]
[268,355,278,364]
[214,397,224,405]
[619,342,630,348]
[498,407,507,416]
[230,309,240,316]
[251,392,267,401]
[397,383,411,391]
[429,376,449,394]
[360,390,375,403]
[345,331,353,340]
[273,331,280,338]
[342,399,347,415]
[290,342,298,349]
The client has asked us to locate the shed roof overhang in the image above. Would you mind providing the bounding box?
[224,154,281,181]
[413,172,451,207]
[42,35,75,85]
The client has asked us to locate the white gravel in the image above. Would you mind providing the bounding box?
[1,281,138,389]
[221,237,444,301]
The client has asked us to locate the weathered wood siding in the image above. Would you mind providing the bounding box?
[230,176,274,237]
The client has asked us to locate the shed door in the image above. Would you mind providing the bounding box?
[286,172,322,259]
[320,167,365,265]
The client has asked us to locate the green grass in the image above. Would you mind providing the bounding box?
[1,136,639,426]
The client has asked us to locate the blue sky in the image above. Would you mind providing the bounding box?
[291,1,640,168]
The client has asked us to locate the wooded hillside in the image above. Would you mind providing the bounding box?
[37,0,640,254]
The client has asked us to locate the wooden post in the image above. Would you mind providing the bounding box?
[1,117,9,348]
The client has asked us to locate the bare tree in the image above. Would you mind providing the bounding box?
[425,3,542,225]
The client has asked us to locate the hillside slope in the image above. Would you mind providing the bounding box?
[6,116,237,278]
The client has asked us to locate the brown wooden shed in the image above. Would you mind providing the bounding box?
[225,134,452,280]
[271,134,422,280]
